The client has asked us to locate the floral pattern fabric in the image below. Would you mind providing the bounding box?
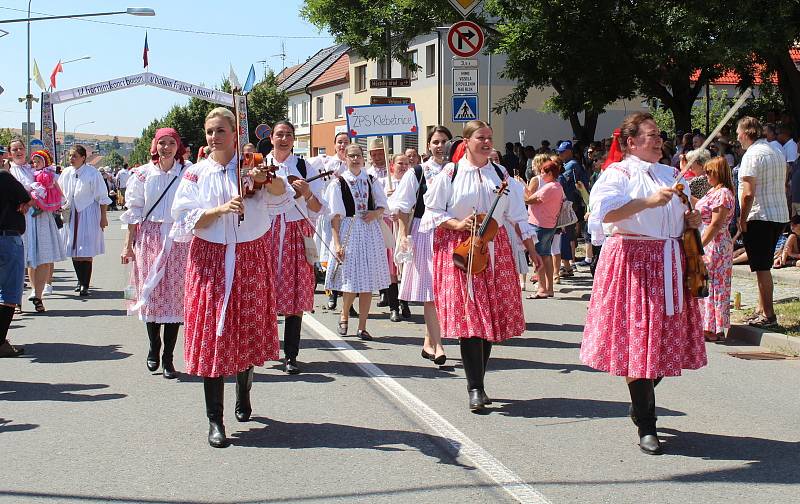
[696,187,735,333]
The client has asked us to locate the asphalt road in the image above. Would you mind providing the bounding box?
[3,212,798,504]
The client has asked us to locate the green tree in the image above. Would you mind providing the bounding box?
[102,150,125,168]
[302,0,454,70]
[246,70,289,144]
[129,119,161,166]
[487,0,636,144]
[0,128,13,149]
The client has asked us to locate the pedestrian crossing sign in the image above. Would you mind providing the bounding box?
[452,95,478,122]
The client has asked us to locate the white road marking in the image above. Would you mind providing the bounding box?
[304,314,552,504]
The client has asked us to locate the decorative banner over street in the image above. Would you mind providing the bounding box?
[48,72,233,105]
[346,103,419,138]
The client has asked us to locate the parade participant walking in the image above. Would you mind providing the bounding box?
[115,163,131,208]
[694,157,735,342]
[582,113,706,455]
[0,169,32,357]
[121,128,190,379]
[367,138,391,308]
[264,120,325,375]
[391,127,452,363]
[171,107,290,448]
[8,142,66,312]
[317,132,349,311]
[384,153,411,322]
[325,144,390,341]
[424,120,530,412]
[60,145,111,296]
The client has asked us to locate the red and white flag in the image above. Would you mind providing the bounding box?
[143,32,149,69]
[50,60,63,89]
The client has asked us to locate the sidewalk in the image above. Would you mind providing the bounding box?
[732,263,800,286]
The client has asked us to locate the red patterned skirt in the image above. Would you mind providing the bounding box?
[127,221,189,323]
[183,234,279,377]
[432,226,525,342]
[264,216,315,315]
[580,236,707,378]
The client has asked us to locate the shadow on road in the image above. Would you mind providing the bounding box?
[0,381,126,402]
[231,417,473,469]
[503,336,581,349]
[493,397,686,420]
[525,322,585,333]
[0,417,39,433]
[661,428,800,484]
[488,356,598,374]
[37,308,127,317]
[23,343,132,364]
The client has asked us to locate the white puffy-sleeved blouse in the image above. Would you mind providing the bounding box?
[326,169,389,218]
[170,155,294,244]
[367,164,389,190]
[9,162,34,191]
[266,153,326,222]
[421,157,533,240]
[587,154,690,315]
[120,161,186,225]
[60,164,113,212]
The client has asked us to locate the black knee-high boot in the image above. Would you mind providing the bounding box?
[161,323,180,379]
[388,283,400,322]
[235,366,254,422]
[480,340,493,405]
[204,376,228,448]
[627,379,662,455]
[145,322,161,372]
[72,260,82,292]
[460,338,486,412]
[283,315,302,374]
[629,377,663,425]
[82,262,93,293]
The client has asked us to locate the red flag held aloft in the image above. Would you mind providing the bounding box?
[50,60,63,89]
[143,32,149,68]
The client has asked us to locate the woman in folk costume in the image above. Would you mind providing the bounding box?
[317,132,350,311]
[171,107,291,448]
[9,143,66,313]
[325,144,390,341]
[424,121,538,412]
[120,128,190,380]
[581,112,706,455]
[383,152,411,322]
[263,120,326,375]
[60,145,112,296]
[389,126,452,364]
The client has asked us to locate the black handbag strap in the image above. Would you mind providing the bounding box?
[142,165,183,222]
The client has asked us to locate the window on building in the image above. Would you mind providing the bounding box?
[301,101,309,126]
[316,96,324,121]
[426,44,436,77]
[335,92,343,118]
[402,50,419,80]
[291,103,298,124]
[355,65,367,93]
[402,133,419,152]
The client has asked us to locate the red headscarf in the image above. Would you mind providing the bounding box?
[601,128,623,170]
[150,127,186,164]
[31,149,53,167]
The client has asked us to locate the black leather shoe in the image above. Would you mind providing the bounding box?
[376,292,388,307]
[433,354,447,366]
[79,287,89,297]
[285,358,301,375]
[326,293,337,310]
[478,389,492,405]
[146,354,159,372]
[162,361,178,379]
[468,389,485,412]
[638,431,663,455]
[400,301,411,318]
[389,309,401,322]
[357,330,373,341]
[421,349,434,360]
[208,420,229,448]
[73,285,82,293]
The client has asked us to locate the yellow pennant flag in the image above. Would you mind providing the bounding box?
[32,59,48,91]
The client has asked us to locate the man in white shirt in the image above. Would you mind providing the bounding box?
[779,126,800,216]
[763,123,784,156]
[737,117,790,329]
[115,163,131,208]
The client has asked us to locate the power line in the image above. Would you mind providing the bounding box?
[0,6,333,39]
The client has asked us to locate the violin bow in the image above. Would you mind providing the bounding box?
[675,87,752,184]
[231,83,244,223]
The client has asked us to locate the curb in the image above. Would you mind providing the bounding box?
[731,265,799,286]
[728,324,800,355]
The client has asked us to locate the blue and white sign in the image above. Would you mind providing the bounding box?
[346,103,418,138]
[452,95,478,122]
[29,139,44,149]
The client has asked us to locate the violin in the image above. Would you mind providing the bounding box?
[674,184,710,298]
[453,181,509,275]
[287,169,335,199]
[240,152,278,198]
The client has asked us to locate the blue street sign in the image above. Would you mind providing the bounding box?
[452,95,478,122]
[30,139,44,149]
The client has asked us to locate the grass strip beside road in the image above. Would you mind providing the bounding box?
[733,297,800,338]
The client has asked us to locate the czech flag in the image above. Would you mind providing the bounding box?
[143,32,149,69]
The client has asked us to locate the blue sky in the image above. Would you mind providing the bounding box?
[0,1,334,137]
